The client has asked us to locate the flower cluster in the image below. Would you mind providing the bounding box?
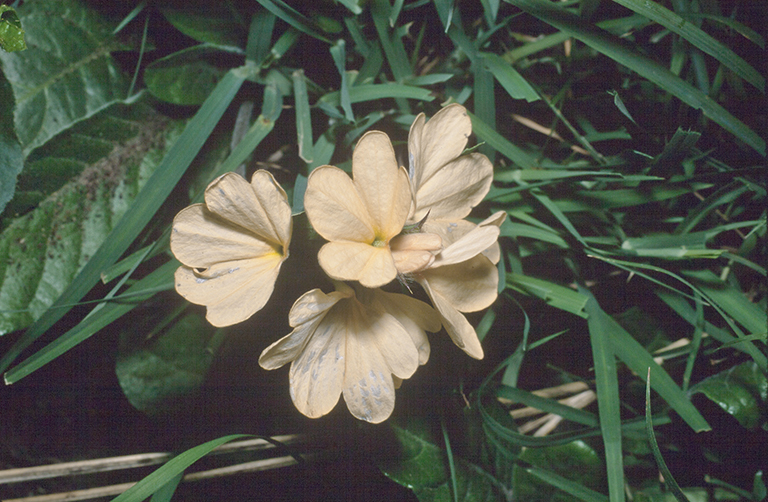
[170,104,505,423]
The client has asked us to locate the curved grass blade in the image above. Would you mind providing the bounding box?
[253,0,331,44]
[611,0,763,92]
[524,465,609,502]
[0,69,246,375]
[110,435,249,502]
[646,369,690,502]
[502,0,765,155]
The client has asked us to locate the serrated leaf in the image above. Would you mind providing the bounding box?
[0,6,26,52]
[0,0,131,155]
[689,361,768,430]
[0,110,182,335]
[379,424,509,502]
[143,44,240,105]
[116,311,217,416]
[0,70,23,215]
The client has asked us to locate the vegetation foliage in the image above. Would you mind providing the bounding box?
[0,0,765,500]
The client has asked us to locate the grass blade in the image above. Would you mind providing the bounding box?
[0,69,246,375]
[293,69,313,163]
[253,0,331,44]
[582,286,625,502]
[611,0,763,91]
[503,0,765,155]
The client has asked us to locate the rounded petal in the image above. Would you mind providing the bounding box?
[412,152,493,222]
[317,241,397,288]
[174,254,284,326]
[288,306,347,418]
[409,103,472,190]
[204,171,291,248]
[421,254,499,313]
[305,165,375,243]
[432,224,500,267]
[353,131,411,239]
[171,205,278,269]
[419,276,484,360]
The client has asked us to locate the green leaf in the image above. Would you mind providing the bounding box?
[512,441,607,502]
[502,0,765,156]
[0,6,26,52]
[254,0,332,44]
[506,273,589,318]
[379,424,509,502]
[292,69,313,163]
[317,83,434,109]
[111,435,249,502]
[482,52,539,102]
[0,68,246,376]
[0,108,181,336]
[689,361,768,430]
[116,310,218,417]
[144,44,240,105]
[611,0,763,92]
[0,0,131,155]
[0,71,22,215]
[160,2,247,47]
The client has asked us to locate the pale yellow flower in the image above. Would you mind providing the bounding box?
[303,131,414,289]
[170,170,292,327]
[259,282,441,423]
[407,103,494,227]
[416,212,506,360]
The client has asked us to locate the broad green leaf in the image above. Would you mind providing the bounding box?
[689,361,768,430]
[144,44,242,105]
[0,69,247,376]
[111,434,249,502]
[379,424,508,502]
[512,441,607,502]
[502,0,765,156]
[0,6,26,52]
[0,72,22,215]
[0,0,131,155]
[116,311,218,417]
[0,109,182,335]
[611,0,763,92]
[160,2,247,47]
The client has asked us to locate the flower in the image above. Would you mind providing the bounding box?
[170,170,292,327]
[405,104,506,359]
[407,103,494,228]
[259,282,441,423]
[415,212,506,359]
[303,131,413,288]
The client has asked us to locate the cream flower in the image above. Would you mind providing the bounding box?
[304,131,413,288]
[170,170,292,327]
[415,212,506,360]
[408,103,493,227]
[259,282,440,423]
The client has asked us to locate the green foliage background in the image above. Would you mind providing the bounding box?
[0,0,765,500]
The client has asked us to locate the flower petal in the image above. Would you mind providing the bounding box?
[288,306,347,418]
[411,152,493,222]
[419,276,484,360]
[305,165,375,243]
[317,241,397,288]
[432,224,499,267]
[171,205,278,269]
[353,131,411,240]
[174,254,283,327]
[204,171,291,247]
[409,103,472,190]
[420,254,499,313]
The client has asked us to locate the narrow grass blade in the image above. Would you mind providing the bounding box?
[318,83,434,107]
[0,69,246,375]
[254,0,331,44]
[496,385,598,426]
[582,287,626,502]
[111,435,249,502]
[4,261,176,384]
[371,0,411,81]
[474,62,497,162]
[330,40,354,121]
[506,273,589,318]
[611,0,763,91]
[246,10,276,64]
[503,0,765,155]
[293,69,313,163]
[468,111,538,168]
[482,52,540,102]
[580,287,711,432]
[646,369,691,502]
